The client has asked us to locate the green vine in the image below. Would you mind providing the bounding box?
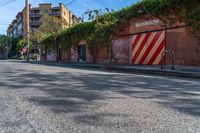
[42,0,200,56]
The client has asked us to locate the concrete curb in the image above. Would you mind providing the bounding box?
[105,66,200,79]
[23,61,200,79]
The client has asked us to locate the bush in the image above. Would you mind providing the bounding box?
[31,53,38,60]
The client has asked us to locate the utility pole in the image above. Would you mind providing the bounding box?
[25,0,30,61]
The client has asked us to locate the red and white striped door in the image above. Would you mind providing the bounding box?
[131,31,166,65]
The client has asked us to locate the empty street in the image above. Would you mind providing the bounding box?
[0,60,200,133]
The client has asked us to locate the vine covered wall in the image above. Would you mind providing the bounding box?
[42,0,200,54]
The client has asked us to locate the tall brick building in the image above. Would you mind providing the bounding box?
[7,3,79,39]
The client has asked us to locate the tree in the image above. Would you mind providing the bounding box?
[0,35,7,54]
[30,28,44,43]
[30,28,46,59]
[39,15,67,61]
[17,39,32,56]
[0,35,23,58]
[8,37,19,58]
[83,10,101,63]
[84,9,118,63]
[95,9,118,63]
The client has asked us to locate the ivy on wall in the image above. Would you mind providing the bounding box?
[42,0,200,56]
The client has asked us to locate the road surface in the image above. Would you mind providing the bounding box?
[0,60,200,133]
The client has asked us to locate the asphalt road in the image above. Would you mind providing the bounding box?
[0,60,200,133]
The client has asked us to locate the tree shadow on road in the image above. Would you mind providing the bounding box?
[1,65,200,128]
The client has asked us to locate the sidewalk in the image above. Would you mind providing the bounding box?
[15,60,200,79]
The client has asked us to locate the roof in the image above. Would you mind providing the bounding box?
[16,12,22,18]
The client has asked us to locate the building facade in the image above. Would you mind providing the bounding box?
[7,25,13,38]
[7,3,79,39]
[11,19,17,38]
[68,17,200,66]
[111,17,200,66]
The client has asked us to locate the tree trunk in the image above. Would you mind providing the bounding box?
[93,56,96,63]
[93,42,97,63]
[54,38,58,62]
[109,43,113,63]
[67,48,71,63]
[44,43,47,60]
[93,42,100,63]
[109,37,113,63]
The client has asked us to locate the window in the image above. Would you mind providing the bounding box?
[63,11,66,16]
[18,23,22,31]
[43,9,49,14]
[13,29,17,37]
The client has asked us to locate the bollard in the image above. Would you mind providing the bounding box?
[161,50,176,70]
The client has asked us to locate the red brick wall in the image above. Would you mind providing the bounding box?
[112,37,131,64]
[70,44,109,63]
[95,46,110,63]
[71,48,78,63]
[166,27,200,65]
[113,17,200,66]
[64,17,200,66]
[61,49,73,63]
[61,51,67,62]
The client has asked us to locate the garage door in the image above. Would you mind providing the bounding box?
[131,31,166,65]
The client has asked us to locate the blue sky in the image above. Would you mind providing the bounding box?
[0,0,138,35]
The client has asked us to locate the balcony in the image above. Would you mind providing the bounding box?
[30,13,40,17]
[50,12,60,16]
[17,30,23,37]
[52,7,60,10]
[30,21,42,26]
[17,19,22,24]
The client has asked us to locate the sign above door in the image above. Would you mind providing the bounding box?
[135,19,160,28]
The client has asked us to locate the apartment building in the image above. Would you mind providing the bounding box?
[11,19,17,38]
[7,25,13,38]
[16,12,23,37]
[7,3,79,38]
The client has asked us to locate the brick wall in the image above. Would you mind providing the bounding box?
[166,27,200,65]
[70,45,109,63]
[112,37,131,64]
[63,17,200,66]
[112,17,200,66]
